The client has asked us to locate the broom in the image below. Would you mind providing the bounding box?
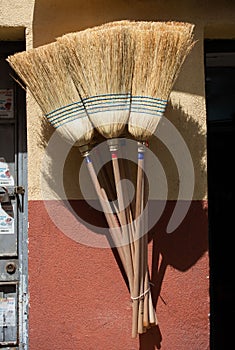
[57,25,134,139]
[58,25,136,293]
[7,39,134,268]
[57,22,155,337]
[128,21,195,336]
[92,20,159,335]
[7,42,94,149]
[7,41,98,221]
[129,22,195,141]
[53,23,195,338]
[10,30,136,327]
[58,23,147,338]
[85,20,171,335]
[62,20,136,244]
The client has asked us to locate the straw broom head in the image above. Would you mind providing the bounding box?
[129,21,195,141]
[7,42,94,147]
[57,25,135,139]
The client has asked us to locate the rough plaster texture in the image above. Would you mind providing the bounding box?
[29,200,209,350]
[0,0,34,27]
[0,0,34,43]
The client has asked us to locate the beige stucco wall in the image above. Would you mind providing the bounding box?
[0,0,34,43]
[1,0,235,200]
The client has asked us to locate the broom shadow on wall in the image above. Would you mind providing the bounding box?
[39,101,208,350]
[139,102,208,350]
[38,117,131,287]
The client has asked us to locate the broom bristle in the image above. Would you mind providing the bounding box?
[86,19,134,31]
[129,21,195,141]
[7,42,94,147]
[7,42,79,114]
[58,25,135,139]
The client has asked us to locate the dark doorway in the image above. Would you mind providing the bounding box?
[205,39,235,349]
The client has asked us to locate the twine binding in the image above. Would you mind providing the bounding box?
[46,101,86,128]
[83,93,131,116]
[131,96,167,117]
[131,287,150,301]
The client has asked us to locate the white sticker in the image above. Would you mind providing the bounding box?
[0,297,16,327]
[0,203,14,234]
[0,89,14,119]
[0,158,14,186]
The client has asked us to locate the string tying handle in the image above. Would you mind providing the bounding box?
[131,287,150,301]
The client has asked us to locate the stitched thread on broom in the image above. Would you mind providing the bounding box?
[131,97,167,109]
[130,97,167,117]
[50,114,86,128]
[130,109,165,117]
[132,95,167,103]
[83,93,131,103]
[46,101,84,118]
[48,114,86,127]
[46,102,86,127]
[131,287,150,301]
[84,93,131,115]
[83,94,167,118]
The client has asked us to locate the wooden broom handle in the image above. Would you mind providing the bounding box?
[131,144,145,337]
[85,155,134,289]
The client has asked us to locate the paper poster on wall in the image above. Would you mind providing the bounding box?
[0,157,14,186]
[0,297,16,327]
[0,89,14,119]
[0,203,14,234]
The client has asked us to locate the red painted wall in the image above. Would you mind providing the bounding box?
[28,200,209,350]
